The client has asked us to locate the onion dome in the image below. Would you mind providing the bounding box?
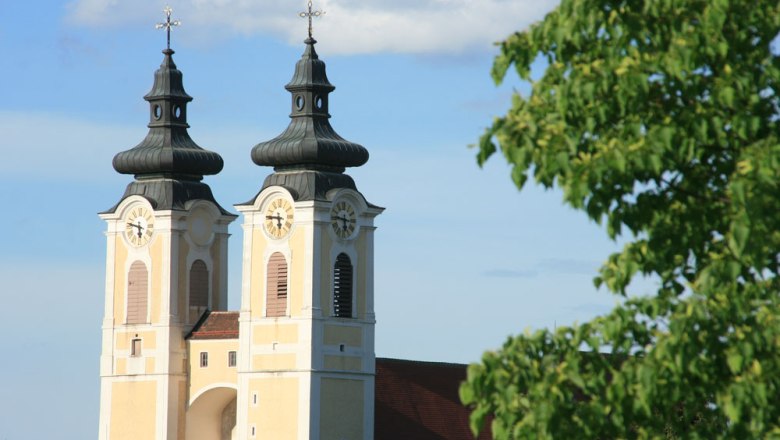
[249,38,369,201]
[106,49,230,214]
[252,38,368,173]
[113,49,223,179]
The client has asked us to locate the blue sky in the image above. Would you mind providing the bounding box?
[0,0,655,438]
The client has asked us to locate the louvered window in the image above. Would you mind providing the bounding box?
[333,253,353,318]
[266,253,288,317]
[189,260,209,320]
[127,261,148,324]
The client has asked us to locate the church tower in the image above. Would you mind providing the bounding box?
[234,32,383,439]
[97,29,236,439]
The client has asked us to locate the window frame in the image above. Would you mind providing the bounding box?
[131,338,142,357]
[265,252,289,317]
[126,260,149,325]
[333,253,354,318]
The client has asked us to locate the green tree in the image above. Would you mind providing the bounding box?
[460,0,780,438]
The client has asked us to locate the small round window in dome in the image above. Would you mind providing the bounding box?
[315,96,323,109]
[153,105,162,120]
[173,105,182,119]
[295,95,305,111]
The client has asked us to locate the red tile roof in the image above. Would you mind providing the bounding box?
[187,311,239,340]
[375,358,492,440]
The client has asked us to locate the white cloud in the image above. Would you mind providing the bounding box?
[64,0,559,55]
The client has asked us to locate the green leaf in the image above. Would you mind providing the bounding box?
[727,351,744,373]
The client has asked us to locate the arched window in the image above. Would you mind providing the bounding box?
[266,252,288,317]
[333,253,353,318]
[127,261,148,324]
[189,260,209,320]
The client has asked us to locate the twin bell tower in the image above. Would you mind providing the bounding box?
[97,6,383,439]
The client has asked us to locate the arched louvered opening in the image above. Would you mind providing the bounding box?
[266,252,288,317]
[333,253,353,318]
[127,261,148,324]
[190,260,209,321]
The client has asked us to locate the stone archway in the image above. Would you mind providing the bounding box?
[186,386,237,440]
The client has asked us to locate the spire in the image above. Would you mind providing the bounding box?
[251,38,368,175]
[112,6,222,180]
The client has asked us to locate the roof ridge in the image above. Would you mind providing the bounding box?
[376,357,470,368]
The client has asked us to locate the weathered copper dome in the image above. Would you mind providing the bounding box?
[251,38,368,173]
[106,48,229,214]
[113,49,224,179]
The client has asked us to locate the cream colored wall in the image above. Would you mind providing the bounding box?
[249,228,268,319]
[189,339,239,401]
[150,235,163,324]
[288,228,305,318]
[177,380,187,440]
[110,380,157,440]
[115,330,157,350]
[113,234,128,323]
[356,233,367,318]
[251,353,297,370]
[187,387,237,440]
[323,355,362,371]
[319,225,332,317]
[210,235,224,310]
[252,323,299,344]
[324,324,362,347]
[178,239,190,323]
[248,377,299,439]
[319,378,364,440]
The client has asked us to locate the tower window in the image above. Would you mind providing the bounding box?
[228,351,237,367]
[266,253,288,317]
[126,261,148,324]
[189,260,209,321]
[333,253,353,318]
[131,339,142,357]
[200,352,208,368]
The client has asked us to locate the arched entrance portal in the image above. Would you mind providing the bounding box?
[186,386,237,440]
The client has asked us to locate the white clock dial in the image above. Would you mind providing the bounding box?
[124,206,155,247]
[330,201,357,239]
[264,197,294,239]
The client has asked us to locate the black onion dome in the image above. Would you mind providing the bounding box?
[251,38,368,173]
[113,49,223,179]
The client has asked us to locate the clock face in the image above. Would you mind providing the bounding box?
[264,197,294,239]
[124,206,155,247]
[330,201,357,239]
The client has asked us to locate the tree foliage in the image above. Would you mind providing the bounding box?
[460,0,780,438]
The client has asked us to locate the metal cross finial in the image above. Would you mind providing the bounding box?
[155,5,181,50]
[298,1,324,39]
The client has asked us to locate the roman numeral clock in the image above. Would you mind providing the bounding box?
[264,197,294,239]
[124,206,155,247]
